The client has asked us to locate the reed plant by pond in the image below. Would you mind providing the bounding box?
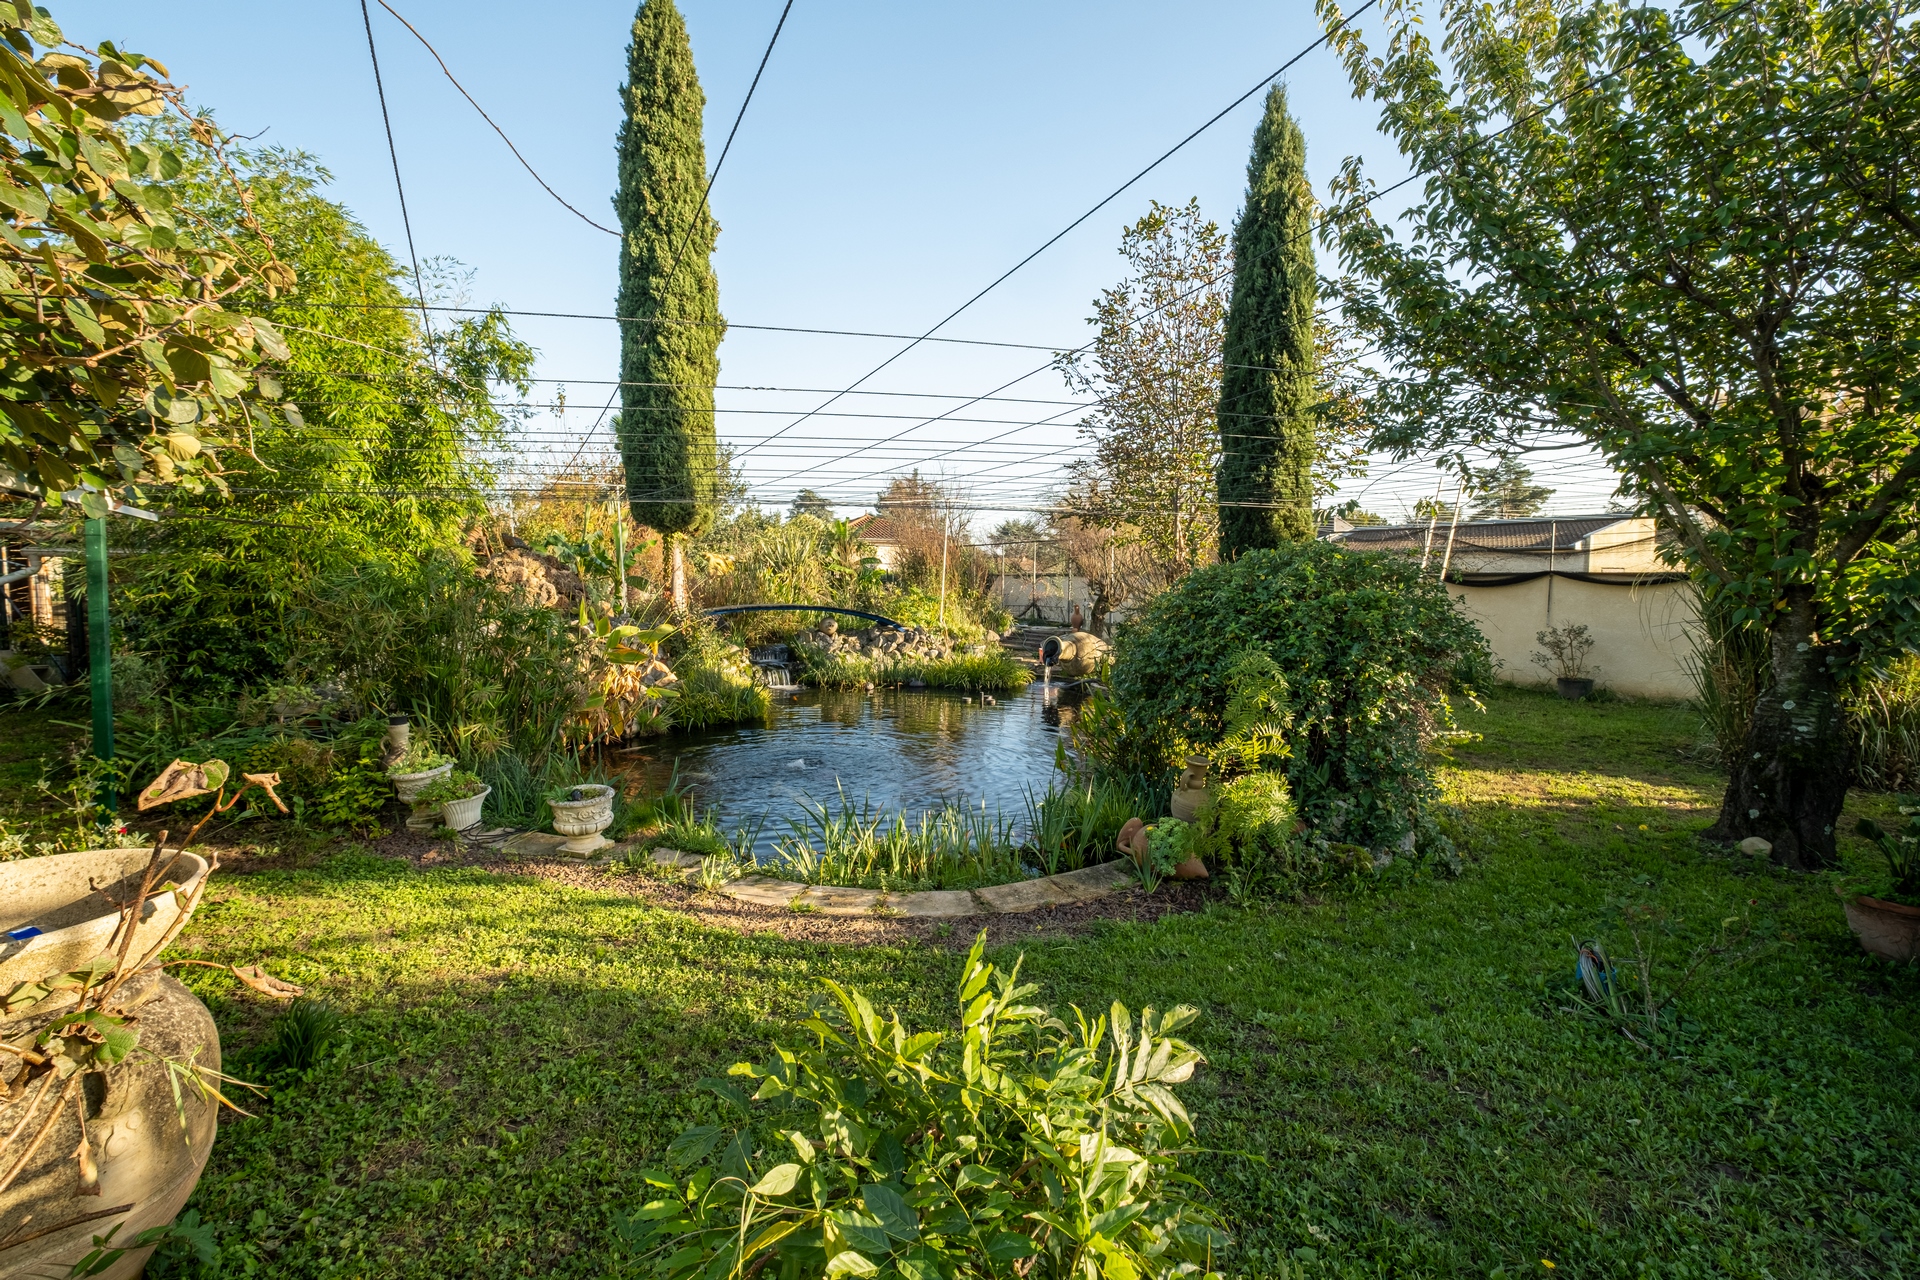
[794,648,1031,692]
[768,792,1027,891]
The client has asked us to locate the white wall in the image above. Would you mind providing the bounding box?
[1450,576,1699,701]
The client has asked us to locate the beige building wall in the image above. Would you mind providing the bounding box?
[1449,575,1700,701]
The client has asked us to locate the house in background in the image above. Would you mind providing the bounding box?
[845,513,909,570]
[1328,515,1700,700]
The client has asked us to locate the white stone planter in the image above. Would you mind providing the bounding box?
[2,851,220,1280]
[441,784,492,833]
[549,784,616,856]
[389,760,453,804]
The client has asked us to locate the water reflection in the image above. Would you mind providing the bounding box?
[614,682,1080,856]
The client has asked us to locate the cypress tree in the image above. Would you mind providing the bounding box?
[615,0,722,608]
[1217,85,1317,554]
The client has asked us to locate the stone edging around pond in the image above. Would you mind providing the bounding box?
[490,831,1137,917]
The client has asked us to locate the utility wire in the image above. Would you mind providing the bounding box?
[732,0,1380,465]
[372,0,618,236]
[358,0,432,343]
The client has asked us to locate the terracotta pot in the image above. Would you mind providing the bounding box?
[549,784,617,856]
[1843,894,1920,962]
[1173,857,1209,880]
[441,785,492,833]
[1556,677,1595,701]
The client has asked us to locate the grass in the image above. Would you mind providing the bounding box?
[8,686,1920,1277]
[794,648,1032,692]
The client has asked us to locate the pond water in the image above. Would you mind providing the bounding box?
[615,681,1079,855]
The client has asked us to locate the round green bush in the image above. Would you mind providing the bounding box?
[1107,541,1489,849]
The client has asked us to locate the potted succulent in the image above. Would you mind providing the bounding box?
[548,784,617,856]
[1846,801,1920,962]
[1532,622,1599,699]
[386,738,454,805]
[415,770,491,834]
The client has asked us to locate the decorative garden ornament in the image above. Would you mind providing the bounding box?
[550,785,617,856]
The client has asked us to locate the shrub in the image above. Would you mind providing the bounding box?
[623,933,1227,1280]
[1850,654,1920,792]
[1106,541,1489,849]
[1024,774,1151,874]
[665,617,773,731]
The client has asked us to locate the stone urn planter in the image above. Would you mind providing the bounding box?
[1039,631,1110,679]
[2,849,222,1280]
[440,785,492,834]
[549,785,616,856]
[1843,894,1920,962]
[1556,676,1595,700]
[1169,754,1210,822]
[390,760,453,805]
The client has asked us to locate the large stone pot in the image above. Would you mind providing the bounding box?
[549,785,616,856]
[1040,631,1109,679]
[2,851,221,1280]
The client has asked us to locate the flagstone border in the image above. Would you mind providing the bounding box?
[653,847,1135,916]
[483,833,1137,916]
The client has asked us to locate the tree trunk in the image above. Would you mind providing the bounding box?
[1086,579,1113,638]
[1709,586,1852,870]
[668,534,687,612]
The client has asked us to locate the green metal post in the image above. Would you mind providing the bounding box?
[613,501,626,612]
[85,515,114,810]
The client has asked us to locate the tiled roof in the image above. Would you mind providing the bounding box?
[848,513,913,544]
[1333,515,1629,554]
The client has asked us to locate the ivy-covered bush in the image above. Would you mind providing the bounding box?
[1106,541,1488,849]
[624,934,1226,1280]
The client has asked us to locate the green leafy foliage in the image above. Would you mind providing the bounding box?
[1024,774,1154,876]
[1105,541,1488,848]
[624,933,1226,1280]
[1189,774,1297,886]
[1854,799,1920,906]
[795,649,1031,693]
[415,769,485,805]
[1317,0,1920,862]
[0,4,296,505]
[770,793,1025,892]
[256,997,342,1075]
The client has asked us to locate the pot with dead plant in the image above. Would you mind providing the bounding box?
[0,760,302,1279]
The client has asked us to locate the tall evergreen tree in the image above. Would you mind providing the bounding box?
[1217,85,1318,553]
[615,0,722,608]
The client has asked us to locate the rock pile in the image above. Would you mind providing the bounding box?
[794,619,966,663]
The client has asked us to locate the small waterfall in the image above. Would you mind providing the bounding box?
[749,643,800,691]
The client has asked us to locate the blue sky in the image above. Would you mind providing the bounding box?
[84,0,1617,526]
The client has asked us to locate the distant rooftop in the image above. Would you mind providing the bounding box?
[1332,514,1635,555]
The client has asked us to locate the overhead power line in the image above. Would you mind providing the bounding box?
[732,0,1382,465]
[357,0,432,341]
[371,0,619,236]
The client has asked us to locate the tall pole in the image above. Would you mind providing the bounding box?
[85,516,114,810]
[938,526,949,629]
[1437,477,1466,581]
[612,496,627,613]
[1419,470,1445,571]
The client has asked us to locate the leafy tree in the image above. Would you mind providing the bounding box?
[0,3,294,510]
[788,487,832,520]
[615,0,722,610]
[1469,457,1554,519]
[118,140,533,688]
[1218,86,1319,553]
[1059,200,1228,572]
[1320,0,1920,866]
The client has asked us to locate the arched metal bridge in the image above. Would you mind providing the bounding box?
[702,604,907,631]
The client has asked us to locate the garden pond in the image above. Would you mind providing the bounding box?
[617,681,1080,858]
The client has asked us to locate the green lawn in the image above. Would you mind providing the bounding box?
[20,688,1920,1277]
